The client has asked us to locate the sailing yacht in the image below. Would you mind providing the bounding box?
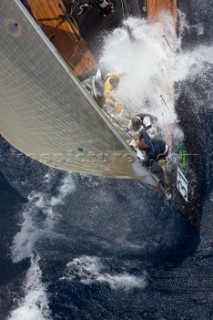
[0,0,204,226]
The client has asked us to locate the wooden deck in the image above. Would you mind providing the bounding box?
[27,0,96,77]
[146,1,177,155]
[146,0,177,23]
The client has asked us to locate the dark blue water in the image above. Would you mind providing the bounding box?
[1,2,213,319]
[0,105,212,320]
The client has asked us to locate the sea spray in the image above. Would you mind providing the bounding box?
[60,255,147,291]
[100,15,213,139]
[100,15,177,129]
[11,173,75,263]
[8,254,52,320]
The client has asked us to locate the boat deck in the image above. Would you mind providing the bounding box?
[147,0,177,22]
[27,0,96,77]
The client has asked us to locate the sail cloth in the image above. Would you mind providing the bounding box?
[0,0,152,181]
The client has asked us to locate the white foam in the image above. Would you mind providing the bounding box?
[61,256,147,291]
[100,16,177,128]
[174,45,213,83]
[11,203,44,263]
[11,173,75,263]
[8,255,51,320]
[50,174,75,207]
[100,15,213,136]
[96,273,146,290]
[43,169,54,185]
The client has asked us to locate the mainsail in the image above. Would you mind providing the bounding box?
[0,0,153,181]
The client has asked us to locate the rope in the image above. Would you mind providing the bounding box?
[162,34,174,53]
[120,0,126,19]
[160,94,171,141]
[160,93,169,109]
[163,40,171,60]
[102,105,134,140]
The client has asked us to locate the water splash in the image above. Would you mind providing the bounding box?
[60,255,147,291]
[11,173,75,263]
[100,15,177,127]
[8,254,51,320]
[100,15,213,134]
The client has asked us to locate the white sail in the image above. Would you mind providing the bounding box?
[0,0,159,186]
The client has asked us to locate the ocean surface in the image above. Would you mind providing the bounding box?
[0,132,212,320]
[0,1,213,319]
[0,125,212,320]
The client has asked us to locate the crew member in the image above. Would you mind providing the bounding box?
[103,72,124,113]
[137,130,168,167]
[137,131,169,186]
[127,114,157,137]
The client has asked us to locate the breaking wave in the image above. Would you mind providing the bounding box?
[60,255,147,291]
[8,254,51,320]
[8,173,76,319]
[11,172,75,263]
[100,14,213,136]
[100,15,178,126]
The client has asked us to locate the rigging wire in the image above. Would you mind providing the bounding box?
[101,105,134,140]
[160,93,170,136]
[120,0,127,20]
[162,34,175,53]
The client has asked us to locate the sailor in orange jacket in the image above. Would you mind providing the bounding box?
[103,72,124,114]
